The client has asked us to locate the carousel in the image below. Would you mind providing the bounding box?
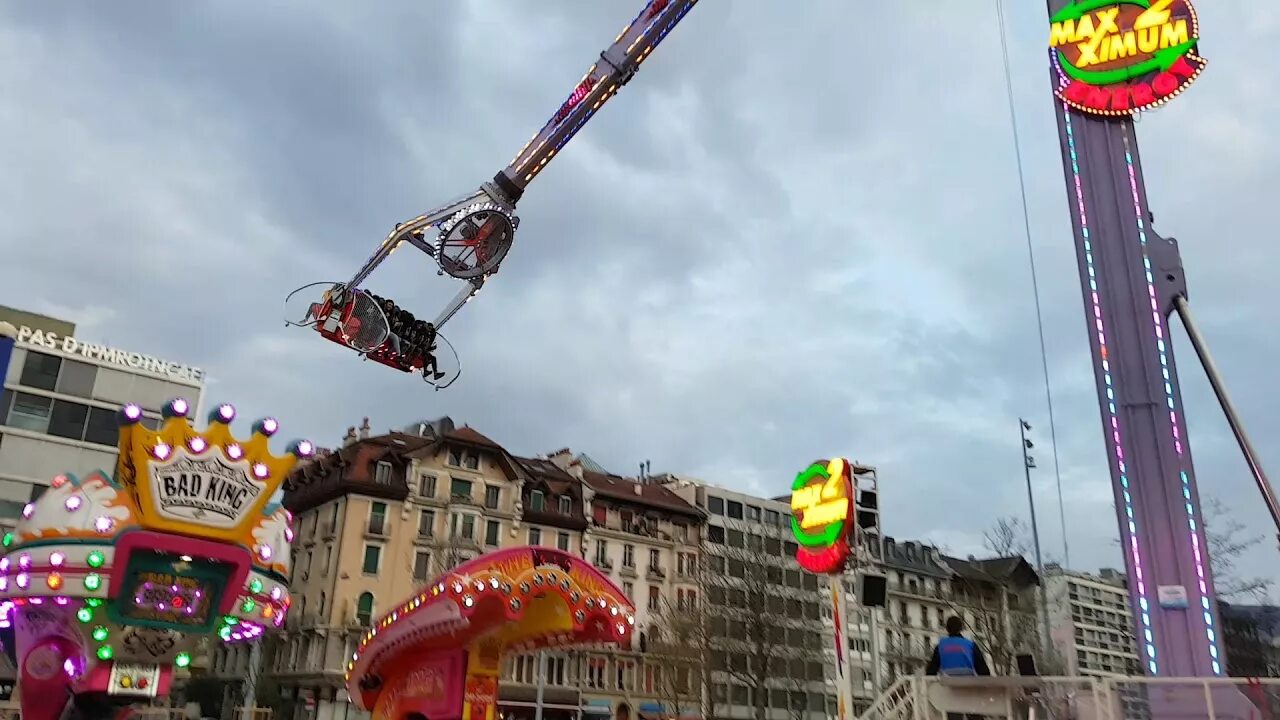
[0,397,309,720]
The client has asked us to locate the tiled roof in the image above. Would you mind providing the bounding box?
[583,471,702,517]
[446,426,502,448]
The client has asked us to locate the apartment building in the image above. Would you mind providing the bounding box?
[207,421,708,720]
[875,538,955,685]
[1044,566,1141,678]
[663,476,836,720]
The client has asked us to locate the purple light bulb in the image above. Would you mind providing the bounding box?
[122,404,143,421]
[170,398,189,416]
[64,496,82,512]
[94,516,113,533]
[217,404,236,423]
[21,504,34,519]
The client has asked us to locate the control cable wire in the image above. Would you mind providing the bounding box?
[996,0,1071,568]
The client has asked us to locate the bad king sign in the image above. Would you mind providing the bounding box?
[1050,0,1206,115]
[149,449,263,529]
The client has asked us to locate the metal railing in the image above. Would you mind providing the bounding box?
[857,675,1280,719]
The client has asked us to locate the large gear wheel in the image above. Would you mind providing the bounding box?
[435,203,516,280]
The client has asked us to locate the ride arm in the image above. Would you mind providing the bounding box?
[491,0,700,202]
[432,278,485,331]
[345,188,492,291]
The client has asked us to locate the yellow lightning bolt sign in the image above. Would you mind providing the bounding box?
[1135,0,1175,31]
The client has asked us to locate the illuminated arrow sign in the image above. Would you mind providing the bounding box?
[790,458,854,574]
[1049,0,1206,116]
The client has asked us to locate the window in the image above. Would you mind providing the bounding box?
[19,352,60,391]
[362,545,381,575]
[448,450,462,466]
[452,513,476,540]
[418,510,435,537]
[529,490,545,512]
[47,400,88,440]
[419,474,437,497]
[413,551,432,580]
[648,586,660,611]
[648,548,660,569]
[707,496,724,515]
[322,545,332,576]
[374,462,392,485]
[673,523,687,542]
[557,532,570,551]
[623,581,634,599]
[451,478,472,500]
[765,509,780,525]
[368,502,387,535]
[708,526,725,544]
[746,505,761,522]
[727,500,743,519]
[623,544,635,568]
[483,485,500,509]
[356,592,375,626]
[594,540,608,566]
[83,407,118,445]
[463,453,479,470]
[485,519,501,547]
[592,504,607,524]
[7,393,51,432]
[558,496,571,514]
[528,527,542,545]
[53,360,96,398]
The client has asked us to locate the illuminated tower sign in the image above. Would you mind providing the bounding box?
[1050,0,1205,116]
[790,458,854,574]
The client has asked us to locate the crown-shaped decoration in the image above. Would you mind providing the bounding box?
[115,398,314,544]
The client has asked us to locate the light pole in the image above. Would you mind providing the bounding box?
[1020,419,1052,661]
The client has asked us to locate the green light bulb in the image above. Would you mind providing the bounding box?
[219,626,232,640]
[241,599,255,613]
[86,598,103,608]
[97,645,113,661]
[2,533,12,548]
[175,652,191,668]
[87,551,104,568]
[77,607,93,623]
[92,626,109,642]
[224,615,238,625]
[249,579,263,594]
[84,573,101,591]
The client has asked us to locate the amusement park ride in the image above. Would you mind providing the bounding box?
[0,398,311,720]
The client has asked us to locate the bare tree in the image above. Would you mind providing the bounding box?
[651,594,714,720]
[698,529,824,720]
[940,517,1045,675]
[1203,497,1273,602]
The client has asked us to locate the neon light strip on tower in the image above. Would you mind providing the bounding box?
[1119,131,1223,674]
[1062,103,1159,674]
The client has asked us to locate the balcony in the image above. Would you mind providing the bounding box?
[646,565,666,581]
[594,557,614,570]
[620,563,638,579]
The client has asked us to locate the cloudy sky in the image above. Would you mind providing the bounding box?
[2,2,1277,591]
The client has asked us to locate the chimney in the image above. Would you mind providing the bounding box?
[359,417,371,440]
[343,426,357,446]
[547,448,573,471]
[633,484,643,496]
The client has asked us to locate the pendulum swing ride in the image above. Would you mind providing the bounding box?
[285,0,698,389]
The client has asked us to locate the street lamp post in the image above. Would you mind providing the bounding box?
[1020,419,1053,662]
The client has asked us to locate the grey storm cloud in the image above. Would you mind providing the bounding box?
[1,2,1276,588]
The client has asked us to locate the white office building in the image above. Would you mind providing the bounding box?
[1044,566,1141,678]
[0,311,205,519]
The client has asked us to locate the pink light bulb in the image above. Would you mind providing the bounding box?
[15,573,28,589]
[64,496,82,512]
[49,552,64,567]
[18,555,30,571]
[94,516,114,533]
[21,503,34,519]
[227,444,243,460]
[153,443,171,460]
[190,437,208,453]
[252,463,269,479]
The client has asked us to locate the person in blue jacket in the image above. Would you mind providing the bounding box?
[926,616,991,677]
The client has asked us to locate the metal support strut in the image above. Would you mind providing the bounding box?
[1172,295,1280,548]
